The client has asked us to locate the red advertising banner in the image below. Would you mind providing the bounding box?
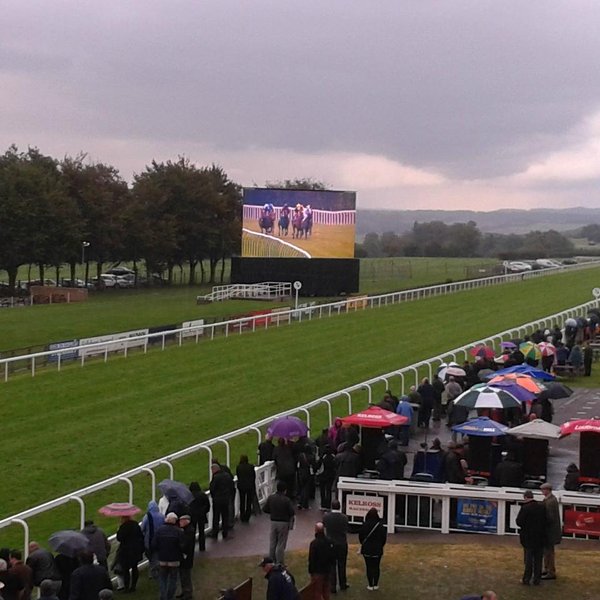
[563,509,600,536]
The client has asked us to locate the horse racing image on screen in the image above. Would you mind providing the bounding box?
[242,188,356,259]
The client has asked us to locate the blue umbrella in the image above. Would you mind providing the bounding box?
[452,416,508,437]
[486,365,555,381]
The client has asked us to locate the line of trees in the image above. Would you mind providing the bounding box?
[356,220,576,259]
[0,146,242,292]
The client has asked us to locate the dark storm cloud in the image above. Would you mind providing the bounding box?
[2,0,600,184]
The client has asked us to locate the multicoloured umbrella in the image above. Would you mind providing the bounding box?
[267,416,309,439]
[454,386,521,409]
[452,416,509,437]
[488,373,545,394]
[470,345,495,360]
[519,341,541,361]
[98,502,141,517]
[491,365,555,381]
[481,381,537,402]
[538,342,557,357]
[340,405,408,428]
[560,419,600,436]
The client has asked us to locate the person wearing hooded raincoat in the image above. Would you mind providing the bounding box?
[140,501,164,580]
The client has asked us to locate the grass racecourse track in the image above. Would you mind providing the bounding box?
[243,221,355,258]
[0,267,599,547]
[0,257,499,353]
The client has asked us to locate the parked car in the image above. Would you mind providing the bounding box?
[94,274,134,289]
[506,261,533,272]
[535,259,562,269]
[105,267,135,276]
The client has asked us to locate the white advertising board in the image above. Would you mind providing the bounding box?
[79,328,149,357]
[345,494,385,518]
[181,319,205,338]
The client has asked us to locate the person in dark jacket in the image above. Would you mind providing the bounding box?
[209,463,235,539]
[178,515,195,600]
[308,523,335,600]
[53,554,79,600]
[323,500,349,594]
[258,434,275,465]
[316,445,336,509]
[358,508,387,591]
[273,440,297,499]
[516,490,547,585]
[0,557,25,600]
[296,453,312,510]
[259,557,299,600]
[81,521,111,570]
[335,446,361,480]
[376,440,407,480]
[115,516,144,593]
[236,455,257,523]
[26,542,59,589]
[491,453,524,488]
[563,463,580,491]
[188,482,210,552]
[444,443,467,484]
[68,552,111,600]
[540,483,562,580]
[417,378,435,428]
[152,513,185,600]
[263,481,296,565]
[39,579,60,600]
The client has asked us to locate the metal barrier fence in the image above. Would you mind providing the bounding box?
[337,477,600,541]
[199,281,292,303]
[1,297,598,556]
[3,260,600,382]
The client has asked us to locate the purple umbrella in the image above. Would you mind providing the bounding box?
[267,416,309,440]
[500,341,517,350]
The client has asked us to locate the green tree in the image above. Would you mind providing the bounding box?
[265,178,328,190]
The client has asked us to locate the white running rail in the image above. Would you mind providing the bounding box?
[198,282,292,303]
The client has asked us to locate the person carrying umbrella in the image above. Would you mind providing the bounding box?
[115,515,144,593]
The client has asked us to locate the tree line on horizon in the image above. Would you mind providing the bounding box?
[355,220,578,259]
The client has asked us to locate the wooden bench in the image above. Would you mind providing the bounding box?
[553,364,583,378]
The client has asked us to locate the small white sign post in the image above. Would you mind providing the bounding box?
[293,280,302,311]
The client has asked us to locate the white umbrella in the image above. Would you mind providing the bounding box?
[506,418,561,440]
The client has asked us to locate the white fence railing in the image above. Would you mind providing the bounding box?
[337,477,600,540]
[1,297,599,555]
[241,228,312,258]
[198,281,292,303]
[3,260,600,382]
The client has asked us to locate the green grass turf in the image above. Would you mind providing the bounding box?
[0,258,499,353]
[176,542,600,600]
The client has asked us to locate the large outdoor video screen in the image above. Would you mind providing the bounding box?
[242,188,356,259]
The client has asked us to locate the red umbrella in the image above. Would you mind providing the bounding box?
[560,419,600,436]
[470,345,495,360]
[538,342,556,357]
[340,405,408,428]
[98,502,141,517]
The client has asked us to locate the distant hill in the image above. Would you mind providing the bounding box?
[356,208,600,237]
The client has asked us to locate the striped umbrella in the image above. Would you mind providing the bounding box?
[538,342,557,357]
[519,341,541,361]
[470,344,495,360]
[454,385,521,409]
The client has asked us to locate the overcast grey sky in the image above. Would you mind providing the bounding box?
[2,1,600,210]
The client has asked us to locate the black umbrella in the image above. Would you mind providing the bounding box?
[158,479,194,505]
[537,382,573,400]
[48,531,90,557]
